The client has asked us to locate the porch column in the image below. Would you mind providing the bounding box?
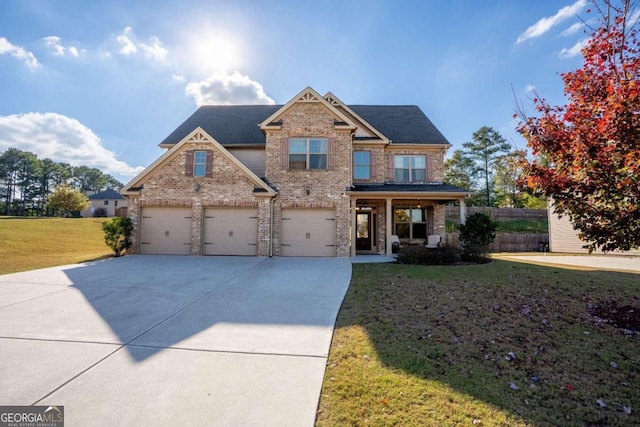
[459,198,467,225]
[351,198,357,257]
[385,198,393,256]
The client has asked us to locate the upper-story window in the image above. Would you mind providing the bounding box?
[394,155,426,182]
[289,138,327,170]
[353,151,371,180]
[193,151,207,177]
[185,150,213,178]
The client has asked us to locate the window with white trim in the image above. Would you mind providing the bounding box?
[394,155,426,182]
[289,138,327,170]
[353,151,371,180]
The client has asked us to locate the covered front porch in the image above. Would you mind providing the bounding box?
[347,184,472,257]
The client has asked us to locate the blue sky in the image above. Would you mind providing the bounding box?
[0,0,590,183]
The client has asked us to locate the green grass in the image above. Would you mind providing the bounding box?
[447,219,548,233]
[317,261,639,426]
[496,219,548,233]
[0,217,112,275]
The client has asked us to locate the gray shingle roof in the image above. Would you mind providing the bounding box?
[160,104,449,146]
[88,188,123,200]
[351,183,470,193]
[348,105,449,144]
[161,105,281,146]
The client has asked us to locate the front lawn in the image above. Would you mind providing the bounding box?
[317,261,639,426]
[0,217,111,275]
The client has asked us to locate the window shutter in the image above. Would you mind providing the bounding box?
[280,137,289,170]
[427,206,435,235]
[387,154,394,181]
[328,137,336,169]
[205,150,214,177]
[185,150,194,177]
[370,151,377,179]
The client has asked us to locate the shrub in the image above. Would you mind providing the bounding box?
[93,207,108,217]
[102,217,133,257]
[458,212,497,262]
[396,245,460,265]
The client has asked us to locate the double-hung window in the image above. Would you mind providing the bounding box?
[289,138,327,170]
[394,155,426,182]
[353,151,371,180]
[193,151,207,177]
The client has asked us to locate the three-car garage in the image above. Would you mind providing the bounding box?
[138,207,336,257]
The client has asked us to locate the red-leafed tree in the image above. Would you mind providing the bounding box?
[516,0,640,252]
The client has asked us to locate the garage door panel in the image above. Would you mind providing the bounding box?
[204,208,258,256]
[140,207,192,255]
[281,209,336,257]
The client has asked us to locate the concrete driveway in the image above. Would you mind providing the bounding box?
[0,256,352,426]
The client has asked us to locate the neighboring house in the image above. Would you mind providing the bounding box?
[548,204,640,255]
[121,87,472,257]
[82,189,128,218]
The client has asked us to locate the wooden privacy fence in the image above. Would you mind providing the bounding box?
[444,232,549,253]
[445,206,547,222]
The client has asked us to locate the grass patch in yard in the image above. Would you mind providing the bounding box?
[0,217,111,274]
[317,261,639,426]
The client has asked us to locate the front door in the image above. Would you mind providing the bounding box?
[356,212,371,251]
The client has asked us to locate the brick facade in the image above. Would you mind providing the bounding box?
[264,102,353,257]
[123,88,466,257]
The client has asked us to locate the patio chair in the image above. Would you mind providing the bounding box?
[425,234,441,249]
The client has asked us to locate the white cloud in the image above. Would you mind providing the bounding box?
[560,22,585,37]
[114,27,167,62]
[185,71,275,106]
[116,26,137,55]
[138,36,168,62]
[558,37,590,58]
[0,37,40,69]
[0,112,144,177]
[525,83,536,93]
[43,36,84,57]
[172,74,185,82]
[516,0,587,44]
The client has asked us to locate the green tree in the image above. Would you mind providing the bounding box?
[493,149,527,208]
[444,149,479,192]
[102,217,133,256]
[46,185,90,217]
[462,126,511,206]
[516,0,640,252]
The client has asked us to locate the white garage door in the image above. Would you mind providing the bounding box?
[281,209,336,257]
[203,207,258,256]
[140,207,192,255]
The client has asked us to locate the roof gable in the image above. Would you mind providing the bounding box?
[259,87,356,131]
[123,127,276,196]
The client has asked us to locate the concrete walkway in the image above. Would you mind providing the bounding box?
[500,254,640,273]
[0,256,352,426]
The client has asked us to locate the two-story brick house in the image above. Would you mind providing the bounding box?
[121,87,471,257]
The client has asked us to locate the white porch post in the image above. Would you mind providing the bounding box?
[351,198,357,257]
[385,198,393,256]
[459,198,467,225]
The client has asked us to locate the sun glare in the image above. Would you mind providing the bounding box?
[186,30,242,74]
